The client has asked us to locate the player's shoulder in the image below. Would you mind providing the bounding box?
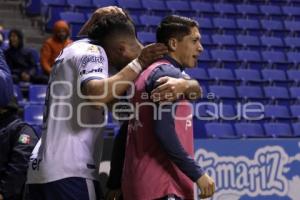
[66,39,106,56]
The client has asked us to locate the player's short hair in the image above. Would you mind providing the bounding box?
[88,12,136,45]
[156,15,199,45]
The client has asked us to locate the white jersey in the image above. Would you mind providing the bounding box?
[27,39,108,183]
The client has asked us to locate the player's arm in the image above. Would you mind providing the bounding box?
[151,76,202,102]
[0,49,13,107]
[83,43,167,104]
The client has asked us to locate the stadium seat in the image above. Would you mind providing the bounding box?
[292,123,300,136]
[264,86,290,100]
[200,34,212,46]
[260,36,284,49]
[213,18,236,30]
[41,0,68,30]
[290,87,300,100]
[261,51,287,66]
[198,50,211,63]
[236,19,261,32]
[236,4,260,16]
[141,0,167,12]
[24,104,44,125]
[208,85,236,99]
[236,50,261,63]
[66,0,93,10]
[165,0,191,13]
[236,86,265,100]
[287,70,300,84]
[60,11,85,23]
[212,34,236,47]
[190,2,215,15]
[211,49,236,62]
[284,21,300,33]
[184,68,210,81]
[286,52,300,66]
[206,104,237,121]
[137,31,155,44]
[264,105,291,120]
[205,122,236,138]
[194,18,213,31]
[92,0,117,7]
[213,3,236,16]
[290,105,300,119]
[282,6,300,18]
[234,69,264,84]
[261,69,289,84]
[284,37,300,50]
[261,20,284,32]
[207,68,236,83]
[236,35,260,48]
[139,15,162,27]
[264,122,292,137]
[235,123,265,138]
[117,0,143,11]
[29,85,47,104]
[259,5,282,17]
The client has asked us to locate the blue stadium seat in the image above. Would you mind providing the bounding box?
[185,68,210,81]
[205,122,236,138]
[208,85,236,99]
[213,3,236,16]
[234,69,263,84]
[165,0,191,13]
[211,49,236,62]
[236,35,260,48]
[261,51,287,66]
[198,50,211,63]
[282,6,300,18]
[29,85,47,104]
[286,52,300,65]
[264,105,291,120]
[236,19,261,31]
[260,36,284,49]
[264,86,290,100]
[25,0,41,15]
[24,104,44,125]
[261,20,284,32]
[264,123,292,137]
[137,31,155,44]
[213,18,236,30]
[41,0,68,30]
[261,69,288,83]
[290,105,300,119]
[139,15,162,27]
[236,50,261,63]
[206,104,237,121]
[92,0,117,7]
[194,18,213,31]
[235,123,265,138]
[290,87,300,101]
[141,0,167,11]
[284,21,300,33]
[284,37,300,50]
[287,69,300,84]
[66,0,92,10]
[190,2,215,15]
[212,34,236,47]
[117,0,142,10]
[259,5,282,17]
[60,11,85,23]
[201,34,212,46]
[292,123,300,136]
[236,4,260,16]
[236,86,264,100]
[207,68,236,83]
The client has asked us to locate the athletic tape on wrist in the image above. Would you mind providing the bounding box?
[128,59,142,74]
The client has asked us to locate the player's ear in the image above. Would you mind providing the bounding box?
[168,38,177,51]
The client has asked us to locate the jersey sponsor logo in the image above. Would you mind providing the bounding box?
[79,68,103,76]
[80,55,104,68]
[87,45,100,53]
[18,134,31,144]
[30,158,42,170]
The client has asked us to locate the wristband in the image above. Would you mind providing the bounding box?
[128,58,142,74]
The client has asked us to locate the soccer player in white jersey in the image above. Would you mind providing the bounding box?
[26,7,201,200]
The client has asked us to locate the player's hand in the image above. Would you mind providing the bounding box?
[78,6,124,36]
[151,77,186,102]
[138,43,168,69]
[196,173,215,199]
[105,189,122,200]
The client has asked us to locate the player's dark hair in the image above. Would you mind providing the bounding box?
[156,15,198,45]
[88,12,136,46]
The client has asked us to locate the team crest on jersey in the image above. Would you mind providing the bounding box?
[18,134,31,144]
[87,45,100,53]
